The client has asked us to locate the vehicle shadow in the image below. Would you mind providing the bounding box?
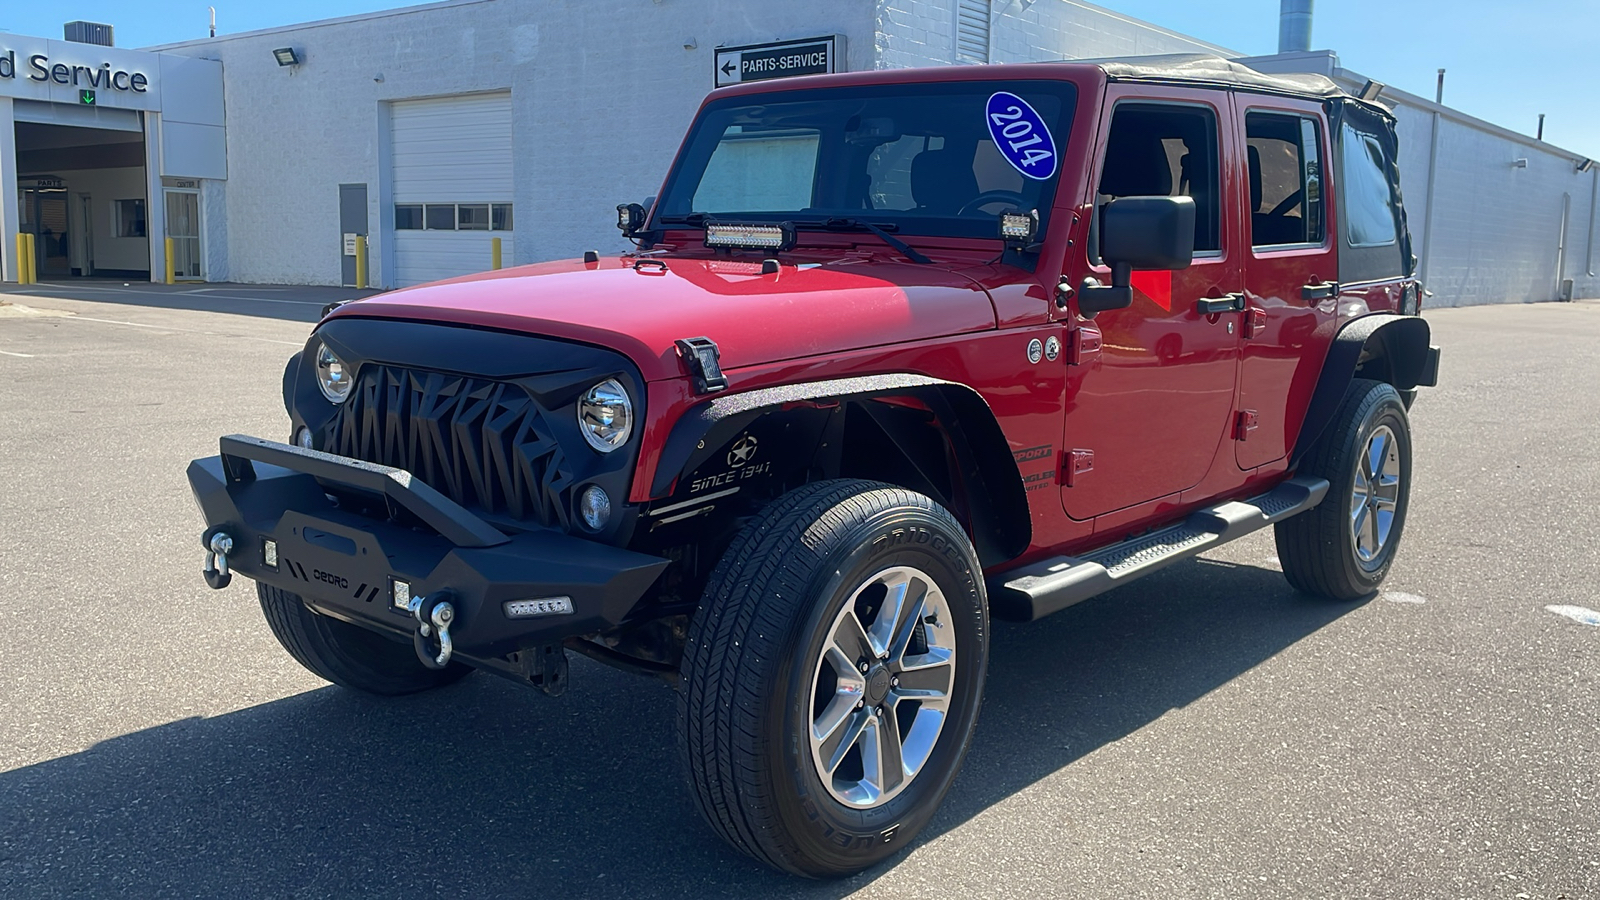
[0,558,1359,899]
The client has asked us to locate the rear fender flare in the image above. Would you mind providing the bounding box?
[1293,313,1434,466]
[649,374,1031,566]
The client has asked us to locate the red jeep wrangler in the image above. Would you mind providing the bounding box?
[189,56,1439,876]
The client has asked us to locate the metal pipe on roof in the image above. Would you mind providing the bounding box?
[1279,0,1313,53]
[1587,169,1597,277]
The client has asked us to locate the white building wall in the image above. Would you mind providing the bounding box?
[156,0,876,288]
[1397,102,1598,306]
[875,0,1234,69]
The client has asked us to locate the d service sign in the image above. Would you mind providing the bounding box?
[714,36,842,88]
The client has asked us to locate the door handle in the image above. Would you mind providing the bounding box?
[1302,281,1339,301]
[1196,293,1246,315]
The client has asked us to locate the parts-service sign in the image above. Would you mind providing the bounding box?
[985,91,1058,180]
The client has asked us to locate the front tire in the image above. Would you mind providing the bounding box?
[678,480,988,877]
[1276,379,1413,600]
[258,584,473,695]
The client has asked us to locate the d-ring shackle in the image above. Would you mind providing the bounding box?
[407,592,457,669]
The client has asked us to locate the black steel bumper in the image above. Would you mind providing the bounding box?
[187,435,670,663]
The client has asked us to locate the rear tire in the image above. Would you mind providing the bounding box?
[1276,379,1412,600]
[258,583,473,695]
[678,479,988,877]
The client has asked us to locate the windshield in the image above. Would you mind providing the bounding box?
[654,80,1078,240]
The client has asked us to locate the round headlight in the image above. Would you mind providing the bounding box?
[577,379,633,453]
[314,342,352,404]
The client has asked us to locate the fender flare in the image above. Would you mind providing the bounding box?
[649,374,1031,565]
[1292,313,1438,466]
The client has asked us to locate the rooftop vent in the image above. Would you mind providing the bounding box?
[64,21,115,47]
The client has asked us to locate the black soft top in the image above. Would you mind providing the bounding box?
[1082,54,1384,112]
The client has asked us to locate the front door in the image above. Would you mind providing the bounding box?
[1233,99,1336,470]
[164,189,203,281]
[339,183,367,287]
[1061,88,1244,521]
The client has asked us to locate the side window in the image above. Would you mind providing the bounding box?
[1340,122,1398,247]
[1097,104,1222,254]
[1246,112,1325,247]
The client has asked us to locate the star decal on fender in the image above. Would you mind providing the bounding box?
[728,435,759,467]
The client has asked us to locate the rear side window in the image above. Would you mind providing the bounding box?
[1340,123,1398,247]
[1246,112,1325,247]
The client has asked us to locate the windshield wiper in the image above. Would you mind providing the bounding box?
[795,217,934,265]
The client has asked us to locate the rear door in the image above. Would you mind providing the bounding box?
[1234,97,1336,469]
[1060,86,1244,521]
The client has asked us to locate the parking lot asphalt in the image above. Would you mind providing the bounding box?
[1,287,1596,899]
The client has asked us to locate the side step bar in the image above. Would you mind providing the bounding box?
[988,477,1329,622]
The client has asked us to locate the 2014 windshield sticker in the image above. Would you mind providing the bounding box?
[985,92,1057,180]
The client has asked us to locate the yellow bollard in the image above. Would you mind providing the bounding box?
[491,237,502,271]
[164,236,176,285]
[14,233,27,284]
[354,235,368,289]
[25,233,37,284]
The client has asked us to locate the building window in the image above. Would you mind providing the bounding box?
[400,203,514,231]
[394,204,423,230]
[456,204,491,230]
[424,204,457,231]
[114,199,147,238]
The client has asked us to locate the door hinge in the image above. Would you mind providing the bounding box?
[1245,306,1267,339]
[1063,449,1094,486]
[1070,324,1102,365]
[1234,410,1260,441]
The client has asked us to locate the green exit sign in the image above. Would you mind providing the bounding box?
[79,90,96,106]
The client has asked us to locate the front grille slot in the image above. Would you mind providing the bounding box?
[328,365,572,529]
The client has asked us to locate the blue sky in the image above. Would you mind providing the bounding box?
[3,0,1595,156]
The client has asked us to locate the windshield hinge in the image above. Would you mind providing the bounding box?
[675,337,728,394]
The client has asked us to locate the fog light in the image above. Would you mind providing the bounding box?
[262,539,279,569]
[392,579,412,611]
[579,485,611,531]
[294,427,314,449]
[504,597,574,619]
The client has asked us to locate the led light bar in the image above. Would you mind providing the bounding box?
[703,221,796,252]
[999,209,1039,244]
[504,597,575,619]
[391,579,412,611]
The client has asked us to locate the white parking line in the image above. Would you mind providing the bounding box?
[1544,605,1600,626]
[64,314,306,346]
[0,349,34,358]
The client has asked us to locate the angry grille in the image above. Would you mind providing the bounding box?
[327,365,575,529]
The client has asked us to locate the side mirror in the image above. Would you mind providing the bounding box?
[1077,196,1197,317]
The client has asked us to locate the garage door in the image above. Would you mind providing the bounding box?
[390,92,515,287]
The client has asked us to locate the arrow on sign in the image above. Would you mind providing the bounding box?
[721,60,736,76]
[80,90,96,106]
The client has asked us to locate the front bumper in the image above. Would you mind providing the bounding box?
[187,435,670,663]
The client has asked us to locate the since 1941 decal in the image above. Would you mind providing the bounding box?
[985,91,1058,180]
